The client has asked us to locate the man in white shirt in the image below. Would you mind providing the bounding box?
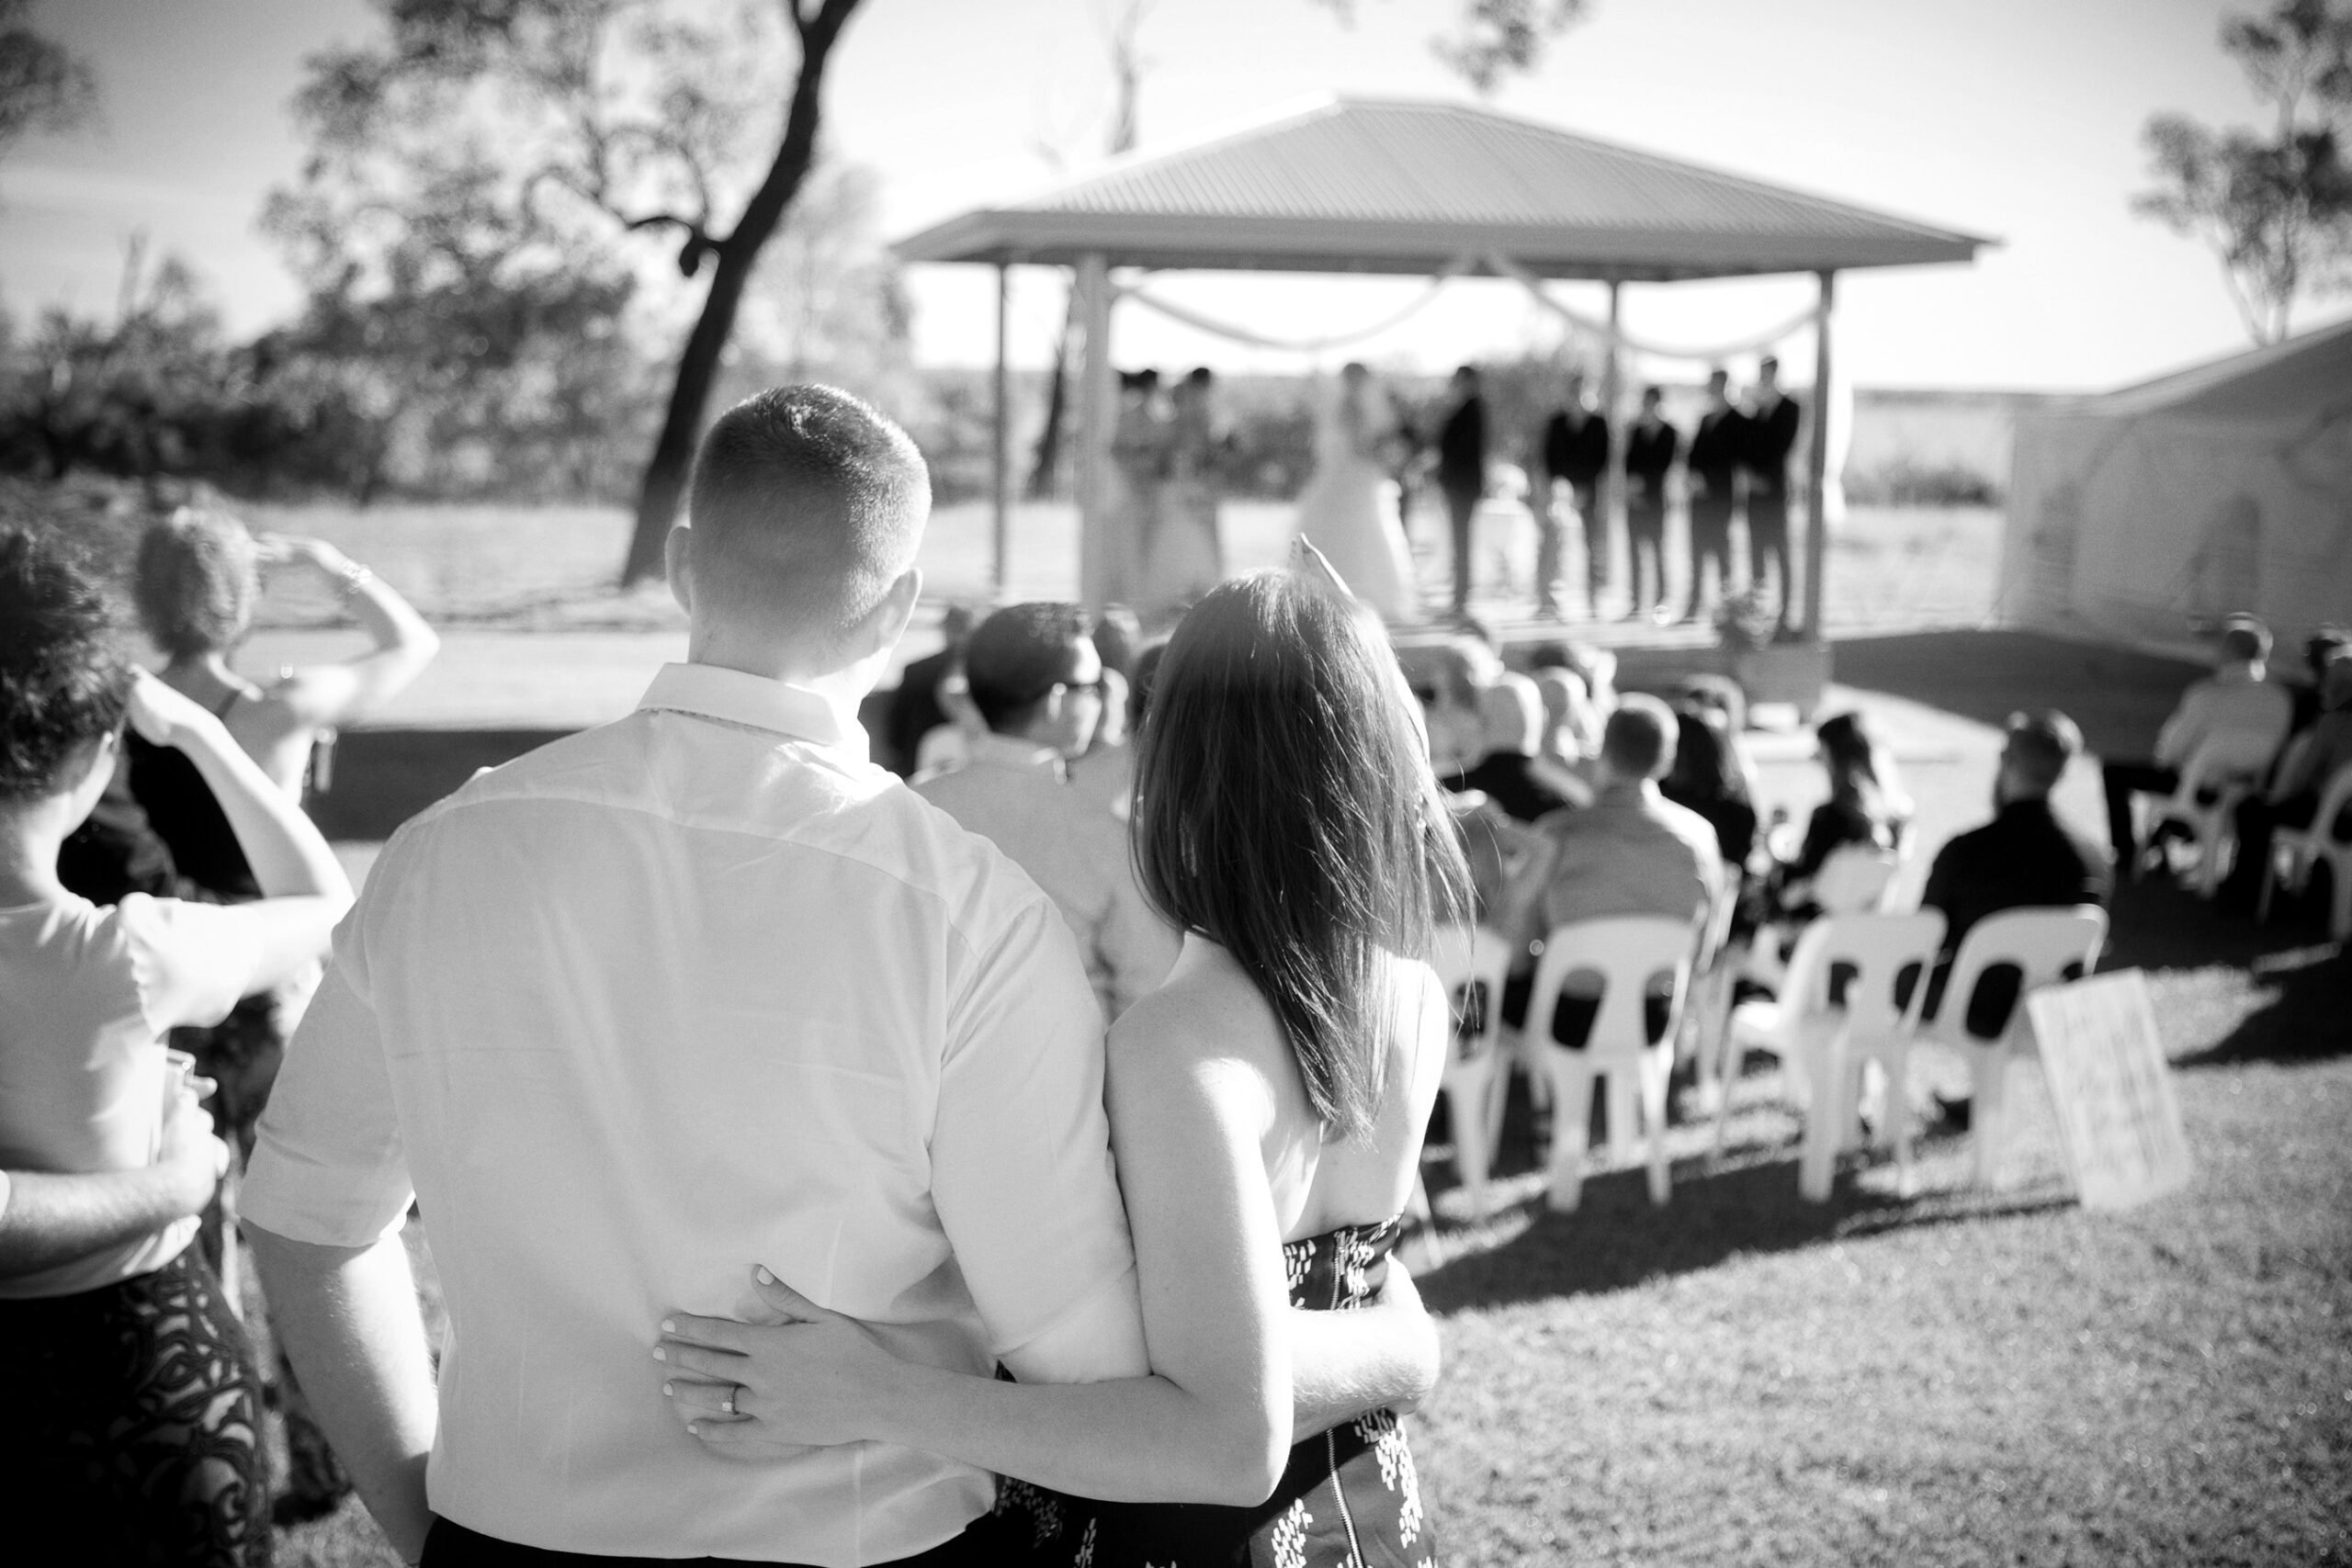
[2100,615,2294,873]
[243,387,1433,1568]
[917,604,1177,1021]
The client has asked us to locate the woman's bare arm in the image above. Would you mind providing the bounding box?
[128,674,352,995]
[259,536,439,729]
[658,1001,1294,1506]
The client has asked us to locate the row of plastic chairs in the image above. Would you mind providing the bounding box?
[1429,903,2109,1215]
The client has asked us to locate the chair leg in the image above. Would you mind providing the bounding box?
[2329,856,2352,942]
[1971,1045,2009,1189]
[1544,1049,1595,1213]
[1798,1029,1849,1201]
[1642,1050,1673,1206]
[1446,1066,1494,1221]
[2256,847,2283,924]
[1603,1069,1638,1172]
[1885,1043,1915,1198]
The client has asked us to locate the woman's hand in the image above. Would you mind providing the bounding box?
[656,1268,904,1453]
[156,1078,231,1217]
[254,533,354,577]
[125,670,224,754]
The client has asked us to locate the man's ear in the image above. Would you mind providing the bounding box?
[861,567,923,657]
[664,525,695,617]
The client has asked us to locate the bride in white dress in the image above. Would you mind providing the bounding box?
[1294,361,1419,623]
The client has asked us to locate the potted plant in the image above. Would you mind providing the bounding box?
[1716,590,1830,719]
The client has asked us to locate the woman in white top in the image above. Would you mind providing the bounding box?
[0,524,352,1565]
[659,558,1470,1566]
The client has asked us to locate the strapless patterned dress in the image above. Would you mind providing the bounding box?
[995,1214,1436,1567]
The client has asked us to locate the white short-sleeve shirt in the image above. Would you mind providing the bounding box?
[242,662,1148,1564]
[0,892,257,1298]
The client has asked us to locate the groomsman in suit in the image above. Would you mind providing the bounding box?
[1681,368,1746,623]
[1743,355,1804,637]
[1437,365,1488,616]
[1539,370,1611,621]
[1623,386,1679,623]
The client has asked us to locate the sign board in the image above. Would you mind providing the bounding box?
[2025,969,2194,1210]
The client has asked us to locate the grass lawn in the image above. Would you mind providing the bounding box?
[241,497,2344,1565]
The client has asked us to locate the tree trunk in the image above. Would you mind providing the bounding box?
[617,0,862,587]
[1025,288,1074,500]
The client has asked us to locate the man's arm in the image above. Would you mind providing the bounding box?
[2154,684,2206,770]
[1286,1258,1440,1442]
[244,1224,437,1564]
[0,1087,227,1279]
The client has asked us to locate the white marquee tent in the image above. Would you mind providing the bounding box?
[2001,318,2352,653]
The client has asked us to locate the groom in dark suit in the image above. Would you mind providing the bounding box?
[1743,355,1804,636]
[1437,365,1487,616]
[1681,367,1747,623]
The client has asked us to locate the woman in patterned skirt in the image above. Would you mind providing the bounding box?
[0,524,352,1563]
[662,555,1468,1565]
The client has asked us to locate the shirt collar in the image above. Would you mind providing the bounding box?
[636,662,868,763]
[967,730,1068,779]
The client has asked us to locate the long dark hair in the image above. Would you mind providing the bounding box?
[1131,572,1471,1142]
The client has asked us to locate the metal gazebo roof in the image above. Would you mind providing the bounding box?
[892,96,1991,281]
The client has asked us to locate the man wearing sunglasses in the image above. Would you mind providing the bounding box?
[918,604,1179,1021]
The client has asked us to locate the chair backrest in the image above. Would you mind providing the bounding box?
[2172,730,2279,807]
[1696,874,1741,970]
[1812,842,1902,914]
[2309,762,2352,849]
[1931,905,2108,1048]
[1428,923,1515,1064]
[1779,910,1948,1040]
[1526,915,1699,1063]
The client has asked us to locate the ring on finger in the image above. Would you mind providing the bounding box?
[721,1385,739,1416]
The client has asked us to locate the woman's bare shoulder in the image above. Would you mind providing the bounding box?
[1108,943,1292,1091]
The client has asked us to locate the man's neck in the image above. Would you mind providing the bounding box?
[2217,660,2265,683]
[0,809,70,907]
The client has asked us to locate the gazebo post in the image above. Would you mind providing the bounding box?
[1602,277,1624,602]
[1804,268,1836,638]
[991,261,1011,598]
[1073,252,1114,608]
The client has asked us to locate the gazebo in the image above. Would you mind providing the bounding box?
[894,96,1988,635]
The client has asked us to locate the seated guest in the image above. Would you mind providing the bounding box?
[1447,673,1577,821]
[1067,617,1147,823]
[2101,614,2293,874]
[918,603,1179,1020]
[1498,695,1724,1046]
[880,601,977,776]
[1772,710,1912,921]
[1918,709,2114,1034]
[2284,627,2352,737]
[1662,704,1759,867]
[2222,649,2352,912]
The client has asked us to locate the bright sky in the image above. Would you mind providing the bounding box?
[4,0,2346,390]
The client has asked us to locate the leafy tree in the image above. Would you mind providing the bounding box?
[277,0,865,583]
[0,0,96,160]
[2135,0,2352,344]
[1317,0,1589,95]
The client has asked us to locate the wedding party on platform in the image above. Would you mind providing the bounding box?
[3,2,2349,1565]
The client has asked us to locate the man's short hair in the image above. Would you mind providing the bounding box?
[1758,355,1780,375]
[1600,694,1677,780]
[684,385,930,645]
[2004,708,2081,792]
[2219,613,2271,665]
[965,602,1093,733]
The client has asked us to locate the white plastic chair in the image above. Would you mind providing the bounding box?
[1427,924,1516,1219]
[1919,906,2108,1190]
[2144,730,2279,895]
[1811,838,1907,915]
[1678,876,1744,1109]
[2258,762,2352,941]
[1523,916,1698,1213]
[1715,910,1945,1201]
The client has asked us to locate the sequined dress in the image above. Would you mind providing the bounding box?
[996,1214,1436,1567]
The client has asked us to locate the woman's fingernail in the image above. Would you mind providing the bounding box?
[651,1346,665,1361]
[755,1266,775,1285]
[662,1382,673,1396]
[661,1318,675,1334]
[687,1423,699,1437]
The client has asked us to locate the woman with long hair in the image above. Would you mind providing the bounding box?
[1771,708,1913,920]
[657,563,1469,1566]
[0,523,351,1562]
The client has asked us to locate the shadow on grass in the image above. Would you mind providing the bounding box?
[1829,629,2201,760]
[2175,940,2352,1068]
[1416,1133,2074,1314]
